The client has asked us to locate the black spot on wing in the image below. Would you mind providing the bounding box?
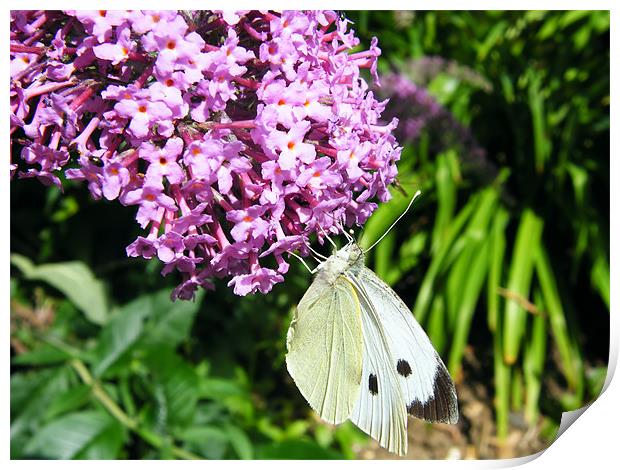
[368,373,378,395]
[407,364,459,424]
[396,359,412,377]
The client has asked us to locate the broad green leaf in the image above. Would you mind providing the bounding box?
[177,425,229,459]
[224,424,253,459]
[43,384,92,421]
[24,410,114,459]
[141,289,204,348]
[144,348,199,428]
[11,367,74,442]
[75,420,126,459]
[11,253,108,325]
[91,296,151,377]
[11,344,72,366]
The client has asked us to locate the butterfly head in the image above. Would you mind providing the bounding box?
[333,241,364,267]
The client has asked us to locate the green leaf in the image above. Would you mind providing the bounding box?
[224,424,253,459]
[11,344,72,366]
[591,253,610,309]
[502,209,543,364]
[144,348,199,428]
[432,151,458,254]
[488,208,510,332]
[24,410,114,459]
[493,315,511,441]
[11,367,74,442]
[90,296,151,377]
[523,290,547,424]
[447,235,491,375]
[75,420,126,459]
[535,244,584,395]
[528,71,551,173]
[413,194,478,324]
[11,253,109,325]
[141,289,204,348]
[43,384,92,421]
[177,425,229,459]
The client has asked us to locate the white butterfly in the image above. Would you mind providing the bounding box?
[285,197,458,456]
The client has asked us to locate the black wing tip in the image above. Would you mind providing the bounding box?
[407,365,459,424]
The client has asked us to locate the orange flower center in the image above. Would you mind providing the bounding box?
[138,105,147,113]
[287,141,295,150]
[243,216,253,222]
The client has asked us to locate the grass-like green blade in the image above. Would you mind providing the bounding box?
[444,187,497,329]
[535,243,584,395]
[528,70,550,173]
[523,289,547,424]
[431,151,458,255]
[488,208,510,332]
[374,230,396,283]
[511,368,523,412]
[413,194,479,324]
[447,235,491,376]
[427,295,447,356]
[502,209,543,364]
[494,312,511,441]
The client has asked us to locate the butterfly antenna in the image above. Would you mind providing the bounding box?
[363,190,422,254]
[288,251,318,274]
[303,238,328,261]
[337,215,355,244]
[317,221,338,249]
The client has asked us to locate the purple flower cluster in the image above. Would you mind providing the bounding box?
[10,10,401,298]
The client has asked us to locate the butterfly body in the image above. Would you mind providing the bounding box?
[286,242,458,456]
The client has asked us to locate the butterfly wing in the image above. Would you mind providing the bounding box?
[356,266,459,424]
[348,280,409,456]
[286,273,364,425]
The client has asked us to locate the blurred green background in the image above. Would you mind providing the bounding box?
[10,11,609,459]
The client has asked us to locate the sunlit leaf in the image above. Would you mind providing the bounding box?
[11,254,109,325]
[24,410,114,459]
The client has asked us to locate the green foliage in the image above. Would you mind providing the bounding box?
[10,256,361,459]
[349,10,609,441]
[11,10,608,459]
